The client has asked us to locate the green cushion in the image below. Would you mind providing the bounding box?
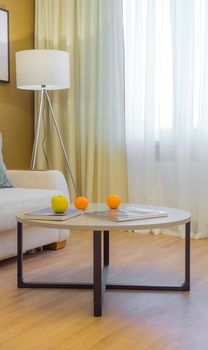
[0,134,13,188]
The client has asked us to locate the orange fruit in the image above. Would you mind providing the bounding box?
[74,196,89,210]
[107,194,121,209]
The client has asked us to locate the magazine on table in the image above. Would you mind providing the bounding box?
[86,206,168,222]
[23,207,81,221]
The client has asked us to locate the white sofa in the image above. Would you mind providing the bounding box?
[0,170,70,260]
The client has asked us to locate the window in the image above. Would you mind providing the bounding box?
[123,0,207,132]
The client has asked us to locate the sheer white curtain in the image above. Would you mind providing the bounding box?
[35,0,128,201]
[123,0,208,237]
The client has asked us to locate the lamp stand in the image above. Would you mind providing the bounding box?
[31,86,79,197]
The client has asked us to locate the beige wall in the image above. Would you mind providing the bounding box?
[0,0,34,169]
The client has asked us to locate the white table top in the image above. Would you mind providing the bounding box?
[16,203,191,231]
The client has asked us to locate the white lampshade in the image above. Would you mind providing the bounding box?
[15,49,70,90]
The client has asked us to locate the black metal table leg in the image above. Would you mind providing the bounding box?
[17,222,24,287]
[17,220,191,317]
[184,221,190,290]
[106,222,191,292]
[103,231,109,266]
[93,230,102,316]
[17,222,93,289]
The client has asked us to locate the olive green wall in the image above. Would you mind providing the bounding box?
[0,0,34,169]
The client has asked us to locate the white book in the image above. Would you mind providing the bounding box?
[86,206,168,222]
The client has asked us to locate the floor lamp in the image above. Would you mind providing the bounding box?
[15,49,79,196]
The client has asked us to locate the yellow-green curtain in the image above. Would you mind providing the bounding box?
[35,0,128,202]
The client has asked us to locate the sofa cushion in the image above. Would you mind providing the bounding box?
[0,134,13,188]
[0,188,61,232]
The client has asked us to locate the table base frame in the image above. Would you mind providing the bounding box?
[17,222,190,317]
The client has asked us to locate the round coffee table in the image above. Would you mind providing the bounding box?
[16,203,191,317]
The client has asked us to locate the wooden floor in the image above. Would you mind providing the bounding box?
[0,230,208,350]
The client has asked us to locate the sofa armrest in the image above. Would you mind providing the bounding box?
[7,170,70,201]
